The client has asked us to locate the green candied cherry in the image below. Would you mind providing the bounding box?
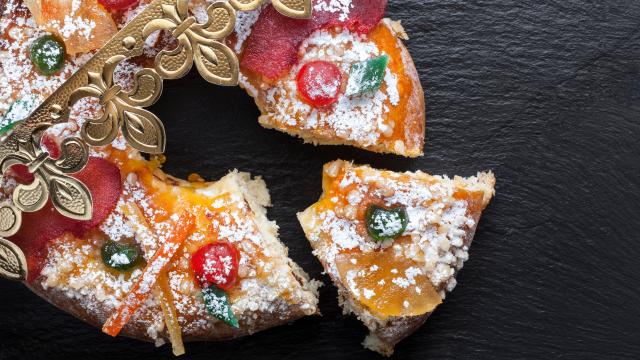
[101,241,142,271]
[202,285,239,328]
[345,55,390,96]
[365,204,408,242]
[30,35,66,76]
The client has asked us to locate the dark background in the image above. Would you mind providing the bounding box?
[2,0,640,359]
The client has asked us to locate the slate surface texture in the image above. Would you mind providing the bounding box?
[1,1,640,359]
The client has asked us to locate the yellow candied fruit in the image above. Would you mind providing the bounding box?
[335,245,441,319]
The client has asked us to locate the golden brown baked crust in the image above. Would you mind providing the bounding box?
[394,23,426,158]
[29,269,316,343]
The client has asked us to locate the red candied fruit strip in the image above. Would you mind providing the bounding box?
[9,157,123,282]
[241,0,387,80]
[98,0,139,11]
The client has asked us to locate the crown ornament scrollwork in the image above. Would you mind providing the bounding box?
[0,237,27,281]
[0,128,89,282]
[71,55,166,154]
[230,0,312,19]
[1,126,91,221]
[0,0,313,281]
[0,202,26,280]
[144,0,239,85]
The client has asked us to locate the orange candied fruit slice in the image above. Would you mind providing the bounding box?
[335,246,442,319]
[24,0,117,54]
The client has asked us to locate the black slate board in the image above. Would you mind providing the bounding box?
[2,1,640,359]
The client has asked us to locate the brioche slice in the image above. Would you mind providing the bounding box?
[26,147,320,348]
[231,2,426,157]
[250,20,425,157]
[298,160,495,355]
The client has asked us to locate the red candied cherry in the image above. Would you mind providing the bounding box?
[296,60,343,108]
[98,0,139,11]
[191,242,240,291]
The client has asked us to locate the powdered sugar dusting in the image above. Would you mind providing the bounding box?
[314,0,353,22]
[302,161,492,297]
[233,6,263,53]
[306,69,341,99]
[0,1,90,114]
[262,29,400,146]
[48,15,96,42]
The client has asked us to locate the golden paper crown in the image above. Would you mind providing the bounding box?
[0,0,313,281]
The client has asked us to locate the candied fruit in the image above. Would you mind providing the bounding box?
[335,246,441,318]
